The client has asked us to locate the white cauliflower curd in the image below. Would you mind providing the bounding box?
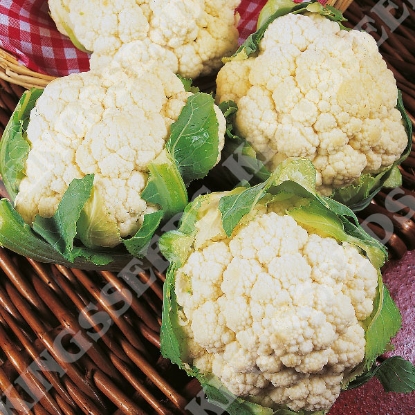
[14,62,225,248]
[48,0,241,79]
[160,159,404,414]
[215,12,408,195]
[174,209,377,412]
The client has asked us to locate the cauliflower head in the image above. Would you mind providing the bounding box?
[174,209,377,412]
[14,62,225,248]
[49,0,241,79]
[160,159,402,414]
[215,12,408,195]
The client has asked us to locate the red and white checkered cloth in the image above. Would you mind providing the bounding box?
[0,0,268,77]
[0,0,90,76]
[237,0,268,45]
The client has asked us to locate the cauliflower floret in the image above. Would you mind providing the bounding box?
[175,210,379,412]
[49,0,150,55]
[212,354,270,396]
[175,241,232,315]
[267,373,344,412]
[216,13,408,195]
[91,38,180,75]
[49,0,241,78]
[15,62,225,246]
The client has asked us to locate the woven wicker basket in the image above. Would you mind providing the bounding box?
[0,1,414,414]
[0,49,56,90]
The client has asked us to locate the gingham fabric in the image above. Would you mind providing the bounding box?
[237,0,268,44]
[0,0,267,77]
[0,0,90,76]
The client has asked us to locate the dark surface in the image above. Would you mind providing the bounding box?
[329,250,415,414]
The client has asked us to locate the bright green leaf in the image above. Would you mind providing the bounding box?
[348,356,415,393]
[32,174,94,261]
[257,0,307,29]
[219,184,266,236]
[382,166,402,189]
[176,75,199,93]
[218,100,238,119]
[160,265,190,366]
[77,184,121,248]
[141,149,188,220]
[362,276,402,370]
[0,88,43,201]
[123,210,164,258]
[0,198,119,269]
[288,200,351,241]
[374,356,415,393]
[219,158,317,236]
[166,93,219,184]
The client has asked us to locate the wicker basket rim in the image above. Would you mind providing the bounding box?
[0,48,56,90]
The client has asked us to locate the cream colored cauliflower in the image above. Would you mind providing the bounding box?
[174,210,378,412]
[15,62,225,247]
[215,13,408,195]
[49,0,241,78]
